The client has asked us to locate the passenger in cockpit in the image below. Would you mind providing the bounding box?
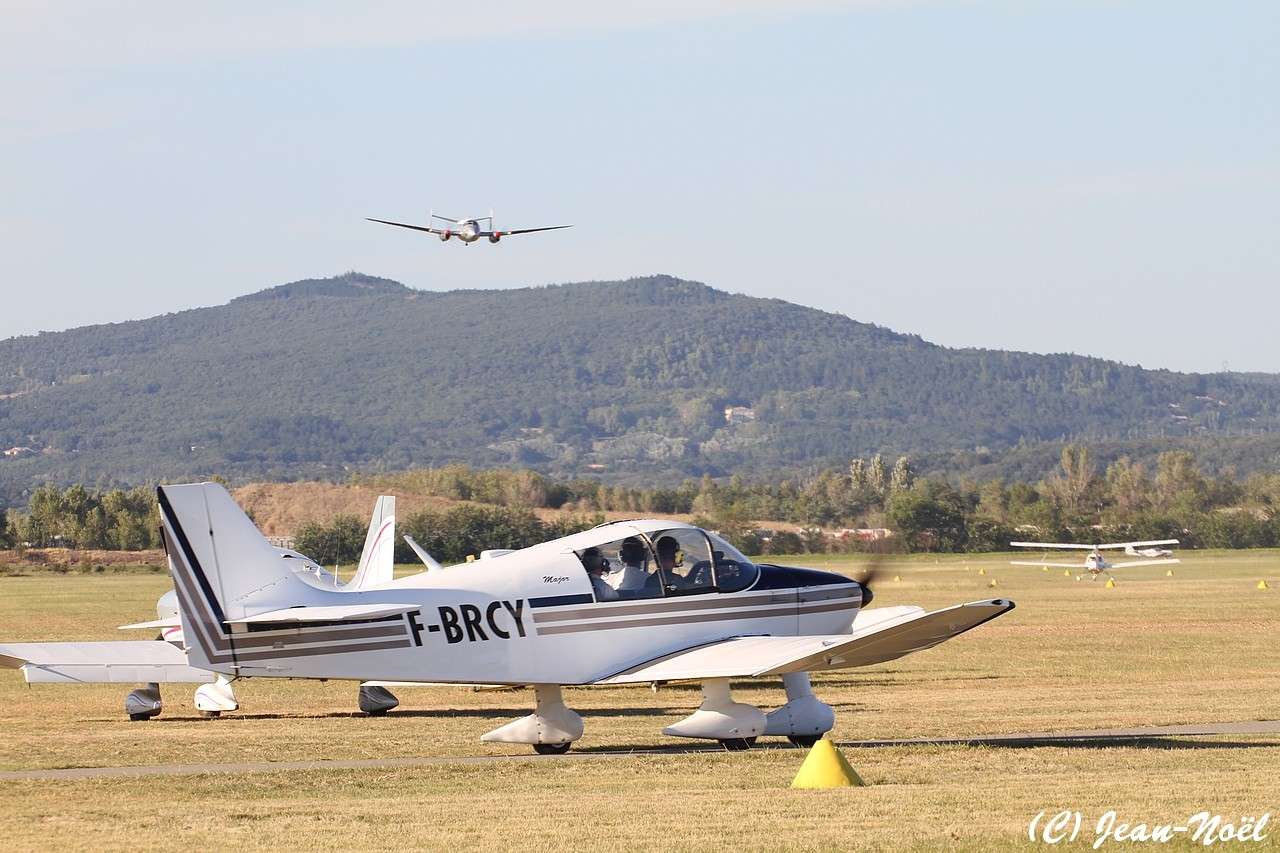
[607,537,649,592]
[581,547,618,601]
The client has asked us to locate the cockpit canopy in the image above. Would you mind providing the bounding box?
[575,522,759,600]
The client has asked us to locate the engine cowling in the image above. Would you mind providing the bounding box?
[488,233,501,244]
[440,230,451,241]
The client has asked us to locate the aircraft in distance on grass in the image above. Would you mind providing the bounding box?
[3,484,1014,753]
[0,496,407,719]
[367,209,572,244]
[1009,539,1180,581]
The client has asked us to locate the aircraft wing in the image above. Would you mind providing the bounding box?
[118,617,181,630]
[482,225,573,236]
[366,217,444,235]
[1100,539,1179,550]
[0,641,209,684]
[1105,558,1182,570]
[1009,541,1095,550]
[595,599,1014,684]
[1010,559,1087,568]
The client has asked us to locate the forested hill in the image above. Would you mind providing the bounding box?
[2,271,1279,501]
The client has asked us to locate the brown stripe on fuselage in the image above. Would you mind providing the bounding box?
[531,584,859,624]
[220,638,412,663]
[534,598,859,636]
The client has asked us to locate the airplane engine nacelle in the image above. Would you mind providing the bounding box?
[440,230,451,241]
[488,233,501,244]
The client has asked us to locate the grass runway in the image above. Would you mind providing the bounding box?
[1,551,1277,850]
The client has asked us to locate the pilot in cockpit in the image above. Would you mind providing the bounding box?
[651,535,689,591]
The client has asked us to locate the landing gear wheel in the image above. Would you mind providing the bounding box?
[533,742,571,755]
[788,734,821,747]
[719,737,753,751]
[364,708,390,717]
[199,710,221,719]
[128,712,152,722]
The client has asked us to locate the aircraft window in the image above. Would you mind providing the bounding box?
[577,536,661,601]
[648,529,715,596]
[707,532,760,593]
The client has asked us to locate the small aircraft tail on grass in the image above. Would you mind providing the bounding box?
[158,483,418,676]
[348,495,395,589]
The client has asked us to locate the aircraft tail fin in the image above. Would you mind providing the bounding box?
[158,483,329,671]
[348,496,395,589]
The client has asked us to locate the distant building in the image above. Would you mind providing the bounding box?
[2,446,35,458]
[723,406,756,425]
[835,528,893,542]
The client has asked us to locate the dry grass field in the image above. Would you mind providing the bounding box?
[1,550,1277,851]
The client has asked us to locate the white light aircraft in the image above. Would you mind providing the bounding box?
[1009,539,1180,581]
[367,210,571,244]
[0,496,403,720]
[3,484,1015,752]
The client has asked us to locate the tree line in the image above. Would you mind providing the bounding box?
[5,446,1280,557]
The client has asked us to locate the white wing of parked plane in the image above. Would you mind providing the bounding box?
[0,640,209,684]
[348,495,395,590]
[117,617,181,630]
[595,599,1013,684]
[1100,558,1182,570]
[1011,539,1178,550]
[1095,539,1179,550]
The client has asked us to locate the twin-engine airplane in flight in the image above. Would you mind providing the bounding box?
[2,484,1015,753]
[1010,539,1180,581]
[367,210,571,244]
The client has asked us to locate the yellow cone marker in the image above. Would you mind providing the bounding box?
[1063,569,1072,577]
[791,737,865,789]
[977,567,986,576]
[1042,566,1048,572]
[1075,575,1082,581]
[893,575,901,582]
[1105,578,1116,588]
[1166,569,1174,577]
[987,578,998,588]
[1259,580,1270,590]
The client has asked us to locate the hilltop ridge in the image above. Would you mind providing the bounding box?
[1,272,1278,502]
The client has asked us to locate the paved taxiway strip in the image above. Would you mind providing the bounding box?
[4,720,1277,781]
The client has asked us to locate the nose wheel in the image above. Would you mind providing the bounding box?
[532,742,572,755]
[718,736,757,751]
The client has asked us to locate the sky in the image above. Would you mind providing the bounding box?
[2,1,1277,373]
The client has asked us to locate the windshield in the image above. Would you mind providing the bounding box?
[706,532,759,593]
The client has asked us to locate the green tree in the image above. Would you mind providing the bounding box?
[1154,451,1207,513]
[887,483,968,552]
[294,514,366,565]
[890,456,915,494]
